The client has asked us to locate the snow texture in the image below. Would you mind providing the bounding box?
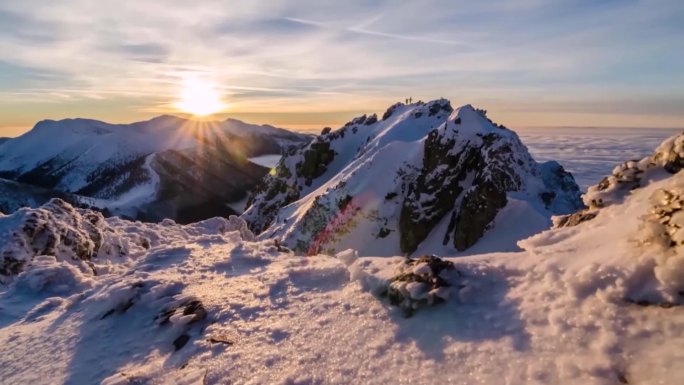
[1,139,683,384]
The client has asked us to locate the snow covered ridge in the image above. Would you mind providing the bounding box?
[0,198,255,282]
[243,99,583,256]
[0,115,311,223]
[557,132,684,228]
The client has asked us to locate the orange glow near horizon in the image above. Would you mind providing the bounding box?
[174,76,226,116]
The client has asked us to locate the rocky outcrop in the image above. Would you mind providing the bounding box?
[386,255,456,317]
[244,100,583,256]
[296,140,335,186]
[641,188,684,250]
[399,115,541,252]
[557,132,684,228]
[0,199,149,281]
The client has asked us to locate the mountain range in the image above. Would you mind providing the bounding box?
[0,115,311,222]
[0,99,586,253]
[0,128,682,384]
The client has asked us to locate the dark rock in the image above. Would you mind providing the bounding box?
[382,103,403,120]
[453,180,508,251]
[399,126,534,253]
[296,141,335,184]
[555,210,598,227]
[428,99,453,117]
[539,161,584,212]
[157,299,207,326]
[321,127,332,135]
[387,255,456,317]
[208,335,235,345]
[173,334,190,351]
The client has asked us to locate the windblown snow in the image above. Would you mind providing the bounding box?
[1,131,683,384]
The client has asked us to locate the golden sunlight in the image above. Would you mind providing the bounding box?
[175,76,225,116]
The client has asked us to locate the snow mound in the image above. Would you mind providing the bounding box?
[0,199,145,282]
[0,186,683,383]
[386,255,456,316]
[0,199,256,282]
[13,255,96,294]
[244,99,582,256]
[522,164,684,306]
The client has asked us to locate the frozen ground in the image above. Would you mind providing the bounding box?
[519,127,682,190]
[0,130,682,385]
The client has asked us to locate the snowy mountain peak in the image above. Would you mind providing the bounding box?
[0,115,311,223]
[31,118,115,136]
[243,99,582,256]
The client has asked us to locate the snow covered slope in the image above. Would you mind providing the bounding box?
[0,178,86,214]
[1,144,683,385]
[0,116,311,222]
[243,99,583,256]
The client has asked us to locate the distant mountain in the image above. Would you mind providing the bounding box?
[0,178,84,214]
[0,115,312,222]
[243,99,583,255]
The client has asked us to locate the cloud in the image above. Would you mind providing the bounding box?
[0,0,682,128]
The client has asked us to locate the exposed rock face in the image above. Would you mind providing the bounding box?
[296,140,335,186]
[638,187,684,298]
[399,116,539,252]
[243,100,582,256]
[553,210,598,228]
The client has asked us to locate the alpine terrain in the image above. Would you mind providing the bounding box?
[0,116,311,223]
[0,131,682,384]
[244,99,583,256]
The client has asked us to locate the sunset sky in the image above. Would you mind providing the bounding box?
[1,0,683,136]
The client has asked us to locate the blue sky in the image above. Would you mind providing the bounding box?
[0,0,683,135]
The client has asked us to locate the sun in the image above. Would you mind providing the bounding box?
[175,76,225,116]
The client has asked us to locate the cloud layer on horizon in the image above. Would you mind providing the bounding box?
[0,0,683,130]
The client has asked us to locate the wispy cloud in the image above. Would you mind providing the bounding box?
[0,0,682,130]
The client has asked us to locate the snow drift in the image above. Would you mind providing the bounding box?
[2,129,684,385]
